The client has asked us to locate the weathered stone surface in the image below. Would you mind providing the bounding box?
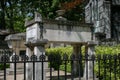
[85,0,111,39]
[83,41,96,79]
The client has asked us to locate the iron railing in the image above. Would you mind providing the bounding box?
[0,52,120,80]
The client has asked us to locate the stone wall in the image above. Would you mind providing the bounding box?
[85,0,111,39]
[112,0,120,5]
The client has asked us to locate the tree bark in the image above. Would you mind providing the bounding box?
[0,0,6,29]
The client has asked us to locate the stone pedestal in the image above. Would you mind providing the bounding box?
[26,47,33,80]
[72,44,83,76]
[83,41,96,80]
[25,12,48,80]
[34,45,45,80]
[25,40,47,80]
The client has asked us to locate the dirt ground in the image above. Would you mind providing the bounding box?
[0,71,71,80]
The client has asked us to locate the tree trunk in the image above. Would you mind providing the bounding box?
[0,0,6,29]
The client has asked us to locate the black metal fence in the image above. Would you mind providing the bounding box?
[0,52,120,80]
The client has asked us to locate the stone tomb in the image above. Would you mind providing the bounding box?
[24,12,96,80]
[5,12,96,80]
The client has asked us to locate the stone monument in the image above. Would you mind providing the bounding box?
[83,41,97,80]
[25,12,48,80]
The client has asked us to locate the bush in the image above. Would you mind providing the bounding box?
[46,46,73,70]
[60,63,71,72]
[46,46,84,77]
[0,64,10,70]
[95,45,120,80]
[48,53,62,70]
[46,46,73,58]
[95,45,120,55]
[46,45,120,80]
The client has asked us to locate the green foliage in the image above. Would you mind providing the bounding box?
[60,63,71,72]
[48,53,62,70]
[46,46,85,70]
[95,45,120,80]
[0,0,85,32]
[46,46,73,70]
[46,46,73,58]
[46,45,120,79]
[0,64,10,70]
[95,45,120,55]
[46,46,85,76]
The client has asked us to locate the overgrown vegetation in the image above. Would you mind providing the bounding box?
[46,45,120,79]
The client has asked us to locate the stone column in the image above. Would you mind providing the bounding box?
[34,44,46,80]
[72,44,83,76]
[26,47,33,80]
[25,12,48,80]
[83,41,96,80]
[25,40,47,80]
